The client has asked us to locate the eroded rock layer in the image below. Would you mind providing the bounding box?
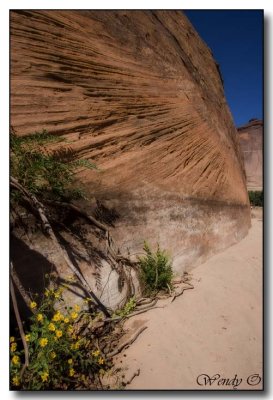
[11,10,250,287]
[238,119,263,190]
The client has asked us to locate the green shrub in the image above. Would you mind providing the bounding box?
[10,279,110,390]
[11,129,97,203]
[112,296,136,318]
[138,242,173,295]
[248,190,263,207]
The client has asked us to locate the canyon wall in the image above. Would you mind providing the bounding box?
[11,11,250,308]
[238,119,263,190]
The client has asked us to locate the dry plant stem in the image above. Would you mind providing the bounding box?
[10,277,29,379]
[124,369,140,386]
[108,326,147,357]
[10,262,34,313]
[128,305,165,318]
[10,177,110,318]
[44,200,108,232]
[171,283,194,302]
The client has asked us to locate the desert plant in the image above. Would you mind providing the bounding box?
[248,190,263,207]
[138,242,173,295]
[10,278,111,390]
[11,129,96,203]
[112,297,136,318]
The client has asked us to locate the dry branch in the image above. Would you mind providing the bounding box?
[10,276,29,379]
[10,262,33,313]
[108,326,147,357]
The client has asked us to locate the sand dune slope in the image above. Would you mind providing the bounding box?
[118,213,262,390]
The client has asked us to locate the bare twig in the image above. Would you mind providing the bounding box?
[10,276,29,379]
[108,326,147,357]
[10,263,33,313]
[124,369,140,386]
[171,283,194,302]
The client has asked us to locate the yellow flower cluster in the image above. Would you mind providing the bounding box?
[10,342,17,353]
[36,313,44,322]
[12,376,20,386]
[48,323,56,332]
[41,371,49,382]
[25,334,30,342]
[12,355,20,366]
[55,330,63,339]
[70,311,78,320]
[52,311,63,322]
[69,368,75,377]
[30,301,37,310]
[39,338,48,348]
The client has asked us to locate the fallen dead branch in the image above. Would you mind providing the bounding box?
[10,275,29,379]
[171,282,194,302]
[108,326,147,357]
[123,369,140,386]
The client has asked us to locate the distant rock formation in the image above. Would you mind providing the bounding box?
[11,11,250,308]
[238,119,263,190]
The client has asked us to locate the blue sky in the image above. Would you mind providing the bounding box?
[184,10,263,127]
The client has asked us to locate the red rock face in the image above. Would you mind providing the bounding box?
[11,10,250,275]
[238,119,263,190]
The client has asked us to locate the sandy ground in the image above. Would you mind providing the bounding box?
[116,209,263,390]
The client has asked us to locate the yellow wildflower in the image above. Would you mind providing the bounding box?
[41,371,49,382]
[48,323,56,332]
[12,376,20,386]
[50,351,56,359]
[10,337,15,343]
[10,342,17,352]
[74,304,80,312]
[36,313,44,322]
[70,311,78,320]
[30,301,37,310]
[92,350,100,357]
[25,334,30,342]
[69,368,75,377]
[55,330,63,338]
[98,357,104,365]
[74,341,80,350]
[68,358,73,365]
[64,317,69,323]
[72,334,77,340]
[52,310,64,321]
[11,355,20,366]
[39,338,48,348]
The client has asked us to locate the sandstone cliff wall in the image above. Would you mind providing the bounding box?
[238,119,263,190]
[11,11,250,308]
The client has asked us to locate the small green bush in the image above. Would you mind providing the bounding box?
[11,129,97,203]
[248,190,263,207]
[138,242,173,295]
[112,296,136,318]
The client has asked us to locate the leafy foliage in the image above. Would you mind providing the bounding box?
[10,279,110,390]
[138,242,173,295]
[112,297,136,318]
[248,190,263,207]
[11,129,96,203]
